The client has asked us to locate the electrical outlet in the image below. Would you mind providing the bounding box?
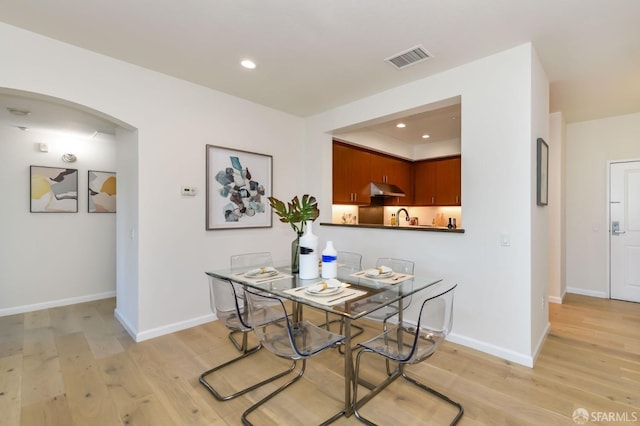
[541,296,546,309]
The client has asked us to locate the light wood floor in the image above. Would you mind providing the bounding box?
[1,294,638,425]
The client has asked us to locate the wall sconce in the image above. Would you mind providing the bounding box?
[61,153,77,163]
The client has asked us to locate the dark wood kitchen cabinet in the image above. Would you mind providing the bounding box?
[413,160,436,205]
[369,153,412,205]
[435,156,461,205]
[370,154,412,189]
[333,141,413,205]
[333,141,459,206]
[413,155,461,206]
[332,142,371,204]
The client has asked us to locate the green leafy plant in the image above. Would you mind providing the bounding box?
[268,194,319,235]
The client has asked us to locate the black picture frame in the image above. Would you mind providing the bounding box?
[537,138,548,206]
[205,145,273,230]
[88,170,117,213]
[30,165,78,213]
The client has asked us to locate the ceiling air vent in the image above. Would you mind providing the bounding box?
[385,45,432,70]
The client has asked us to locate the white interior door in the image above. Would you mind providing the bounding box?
[610,160,640,302]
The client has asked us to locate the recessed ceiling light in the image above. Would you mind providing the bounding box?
[422,134,430,139]
[396,123,406,128]
[240,59,256,69]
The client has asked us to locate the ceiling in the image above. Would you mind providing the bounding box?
[1,0,639,139]
[336,103,462,146]
[0,89,118,140]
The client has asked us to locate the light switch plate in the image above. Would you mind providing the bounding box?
[500,233,510,247]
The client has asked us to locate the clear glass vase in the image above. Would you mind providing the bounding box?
[291,232,303,273]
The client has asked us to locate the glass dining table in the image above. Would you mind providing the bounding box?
[205,265,442,419]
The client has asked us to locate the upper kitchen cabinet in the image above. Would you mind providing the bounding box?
[333,141,459,206]
[413,155,461,206]
[435,156,461,205]
[333,142,371,205]
[369,153,412,205]
[413,160,436,205]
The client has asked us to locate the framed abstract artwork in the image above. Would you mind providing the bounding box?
[537,138,549,206]
[30,165,78,213]
[88,170,116,213]
[206,145,273,230]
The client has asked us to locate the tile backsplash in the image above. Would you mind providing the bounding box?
[331,204,462,228]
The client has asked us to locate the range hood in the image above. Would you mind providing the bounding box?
[370,182,406,197]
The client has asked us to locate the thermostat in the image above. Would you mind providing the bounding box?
[181,186,197,196]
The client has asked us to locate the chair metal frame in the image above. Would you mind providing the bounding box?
[241,287,346,426]
[353,257,415,372]
[352,283,463,425]
[320,251,365,350]
[199,253,296,401]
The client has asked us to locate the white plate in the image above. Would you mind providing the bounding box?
[245,267,278,278]
[364,267,393,278]
[305,279,344,296]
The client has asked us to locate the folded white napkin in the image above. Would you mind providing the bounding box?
[246,266,277,275]
[366,266,392,276]
[309,278,342,293]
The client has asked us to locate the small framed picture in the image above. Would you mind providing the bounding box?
[206,145,273,230]
[30,165,78,213]
[537,138,548,206]
[88,170,116,213]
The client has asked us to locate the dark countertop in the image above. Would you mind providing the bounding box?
[320,222,465,233]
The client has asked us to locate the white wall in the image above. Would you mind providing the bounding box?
[0,124,117,314]
[115,127,140,332]
[0,22,306,339]
[413,138,461,160]
[1,23,554,367]
[529,47,551,358]
[307,43,548,366]
[334,128,461,161]
[565,112,640,297]
[333,130,415,159]
[548,112,566,303]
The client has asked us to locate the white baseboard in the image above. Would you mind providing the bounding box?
[446,333,535,368]
[0,291,116,317]
[132,312,217,342]
[114,308,138,340]
[388,317,535,368]
[548,295,563,304]
[566,287,608,299]
[531,321,551,365]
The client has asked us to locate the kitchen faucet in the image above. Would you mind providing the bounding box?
[395,208,410,227]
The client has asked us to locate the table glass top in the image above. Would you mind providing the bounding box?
[205,265,442,319]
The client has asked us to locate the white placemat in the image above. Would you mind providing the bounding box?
[234,272,293,285]
[349,271,414,285]
[283,282,367,306]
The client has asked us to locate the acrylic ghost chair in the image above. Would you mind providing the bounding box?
[361,258,415,325]
[352,282,463,425]
[320,251,366,342]
[199,252,296,401]
[241,287,346,426]
[350,257,415,372]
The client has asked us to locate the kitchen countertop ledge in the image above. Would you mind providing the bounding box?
[320,222,465,233]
